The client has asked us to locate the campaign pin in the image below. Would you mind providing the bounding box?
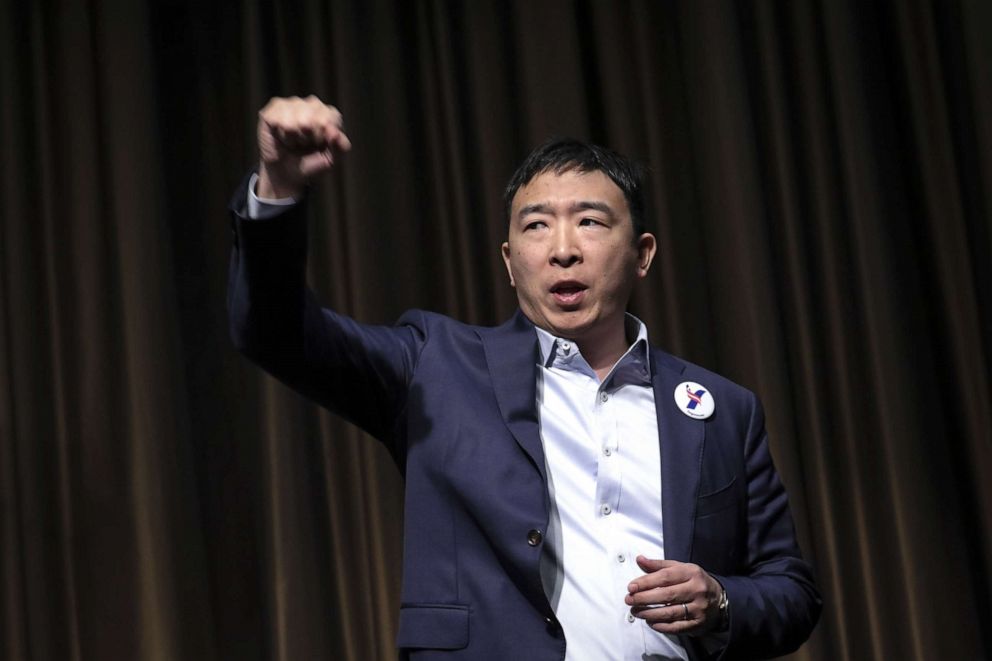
[674,381,714,420]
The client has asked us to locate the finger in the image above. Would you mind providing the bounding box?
[317,105,351,153]
[328,126,352,152]
[634,599,708,636]
[632,603,692,625]
[624,586,683,608]
[260,96,304,135]
[627,563,690,595]
[301,98,342,139]
[647,617,703,636]
[273,126,308,152]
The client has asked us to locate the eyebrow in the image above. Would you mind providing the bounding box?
[517,200,615,220]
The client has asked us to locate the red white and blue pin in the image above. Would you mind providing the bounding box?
[674,381,714,420]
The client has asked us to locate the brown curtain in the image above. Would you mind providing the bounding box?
[1,0,989,659]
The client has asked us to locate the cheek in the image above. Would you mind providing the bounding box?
[511,252,539,277]
[601,260,637,290]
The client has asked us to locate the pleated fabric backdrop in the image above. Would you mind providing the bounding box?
[1,1,989,659]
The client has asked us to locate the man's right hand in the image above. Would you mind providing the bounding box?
[256,95,352,199]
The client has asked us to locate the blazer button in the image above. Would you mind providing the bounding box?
[527,529,543,546]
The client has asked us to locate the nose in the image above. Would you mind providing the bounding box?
[549,224,581,267]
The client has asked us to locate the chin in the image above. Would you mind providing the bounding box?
[546,317,594,340]
[523,304,594,339]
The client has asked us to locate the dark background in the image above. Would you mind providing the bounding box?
[1,1,990,659]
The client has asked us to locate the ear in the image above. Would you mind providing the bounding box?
[501,241,516,287]
[635,233,657,278]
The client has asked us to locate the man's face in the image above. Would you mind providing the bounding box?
[501,169,656,346]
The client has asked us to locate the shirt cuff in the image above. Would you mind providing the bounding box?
[246,172,299,220]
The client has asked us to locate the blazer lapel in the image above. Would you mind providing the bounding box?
[479,310,547,483]
[652,351,705,563]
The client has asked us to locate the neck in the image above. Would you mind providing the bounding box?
[574,321,630,382]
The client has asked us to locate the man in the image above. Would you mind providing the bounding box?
[229,95,821,660]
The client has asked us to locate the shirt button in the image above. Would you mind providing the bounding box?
[601,504,612,516]
[617,553,626,563]
[527,529,543,546]
[627,613,636,623]
[600,392,609,403]
[603,447,612,456]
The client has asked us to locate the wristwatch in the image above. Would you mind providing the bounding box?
[716,588,730,631]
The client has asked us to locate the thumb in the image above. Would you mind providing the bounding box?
[299,150,335,178]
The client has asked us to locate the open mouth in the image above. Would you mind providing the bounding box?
[550,282,587,306]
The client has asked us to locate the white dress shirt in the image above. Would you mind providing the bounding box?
[535,319,688,661]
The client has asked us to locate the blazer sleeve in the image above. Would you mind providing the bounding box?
[226,173,423,456]
[708,392,822,660]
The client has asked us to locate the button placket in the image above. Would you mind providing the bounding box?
[594,387,621,522]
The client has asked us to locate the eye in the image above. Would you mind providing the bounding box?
[579,217,605,227]
[523,220,548,231]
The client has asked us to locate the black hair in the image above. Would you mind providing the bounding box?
[503,138,647,238]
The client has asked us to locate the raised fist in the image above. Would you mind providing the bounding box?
[256,95,352,198]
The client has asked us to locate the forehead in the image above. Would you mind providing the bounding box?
[510,169,629,216]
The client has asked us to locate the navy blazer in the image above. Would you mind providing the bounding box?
[228,178,821,660]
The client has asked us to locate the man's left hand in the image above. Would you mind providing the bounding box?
[625,556,724,635]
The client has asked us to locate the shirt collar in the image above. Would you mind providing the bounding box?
[534,314,652,382]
